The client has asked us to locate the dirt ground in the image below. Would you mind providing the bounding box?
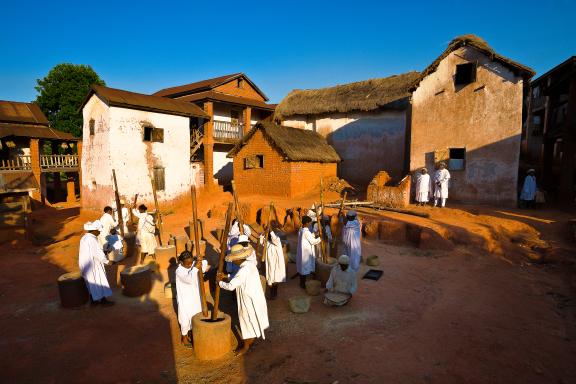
[1,194,575,384]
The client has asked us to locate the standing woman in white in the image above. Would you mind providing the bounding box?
[415,168,431,206]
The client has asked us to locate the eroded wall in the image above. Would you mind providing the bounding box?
[283,110,407,186]
[81,95,192,209]
[410,46,524,206]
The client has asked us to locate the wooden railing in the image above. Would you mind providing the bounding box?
[40,155,79,170]
[0,156,32,171]
[0,155,79,172]
[213,120,243,141]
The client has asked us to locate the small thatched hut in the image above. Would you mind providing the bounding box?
[275,71,420,186]
[227,121,340,197]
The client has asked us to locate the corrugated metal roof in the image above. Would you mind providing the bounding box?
[85,85,209,119]
[0,122,77,140]
[153,73,269,101]
[0,171,39,193]
[179,91,276,111]
[0,101,49,125]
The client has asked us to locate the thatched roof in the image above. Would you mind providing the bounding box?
[412,34,535,90]
[274,71,419,120]
[228,121,341,163]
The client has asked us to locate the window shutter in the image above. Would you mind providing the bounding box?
[152,128,164,143]
[153,167,165,191]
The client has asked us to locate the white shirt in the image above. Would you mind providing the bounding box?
[297,226,321,275]
[176,260,208,336]
[265,231,286,285]
[434,169,451,199]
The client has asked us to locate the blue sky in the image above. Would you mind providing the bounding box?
[0,0,574,103]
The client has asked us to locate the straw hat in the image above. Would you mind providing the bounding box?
[238,234,250,244]
[84,220,103,231]
[225,244,252,262]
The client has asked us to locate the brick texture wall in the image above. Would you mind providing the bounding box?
[289,162,337,197]
[233,130,338,197]
[233,130,292,196]
[215,80,265,101]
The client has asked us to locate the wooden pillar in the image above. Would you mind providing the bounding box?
[51,141,61,201]
[30,138,44,203]
[66,176,76,203]
[243,106,252,135]
[77,141,82,196]
[203,102,215,189]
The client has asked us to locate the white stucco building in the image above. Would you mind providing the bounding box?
[80,85,208,209]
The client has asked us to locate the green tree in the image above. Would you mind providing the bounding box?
[35,63,105,137]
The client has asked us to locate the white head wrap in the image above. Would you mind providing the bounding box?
[84,220,104,231]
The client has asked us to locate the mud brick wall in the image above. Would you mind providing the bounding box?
[367,171,411,208]
[233,130,337,197]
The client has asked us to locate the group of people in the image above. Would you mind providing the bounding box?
[414,162,452,208]
[78,199,160,307]
[296,207,360,307]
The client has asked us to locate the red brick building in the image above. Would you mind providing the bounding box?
[228,121,340,197]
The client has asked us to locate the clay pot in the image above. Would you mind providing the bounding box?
[315,257,337,287]
[123,232,137,259]
[120,265,152,297]
[155,245,176,277]
[57,272,89,308]
[305,280,321,296]
[288,296,311,314]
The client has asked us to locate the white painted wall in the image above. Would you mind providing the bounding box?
[81,94,193,209]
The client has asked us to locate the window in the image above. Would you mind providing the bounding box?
[237,78,244,88]
[231,110,240,128]
[89,119,95,136]
[448,148,466,170]
[153,167,165,191]
[455,63,477,86]
[143,127,164,143]
[244,155,264,169]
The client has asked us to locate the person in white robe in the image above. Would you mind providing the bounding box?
[415,168,431,206]
[324,255,357,306]
[104,228,124,262]
[113,198,130,234]
[342,210,362,272]
[98,206,118,247]
[520,169,537,208]
[433,162,451,208]
[227,222,252,274]
[262,229,286,299]
[79,220,114,306]
[132,204,157,263]
[175,250,209,348]
[217,244,269,355]
[297,215,322,289]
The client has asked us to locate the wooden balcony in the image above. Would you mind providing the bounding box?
[213,120,243,142]
[0,155,79,173]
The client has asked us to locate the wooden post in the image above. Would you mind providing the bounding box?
[112,169,125,238]
[212,202,233,320]
[231,180,244,235]
[191,185,208,316]
[260,202,274,262]
[333,191,347,249]
[314,201,326,262]
[151,176,163,246]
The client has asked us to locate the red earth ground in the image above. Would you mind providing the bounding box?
[0,192,575,384]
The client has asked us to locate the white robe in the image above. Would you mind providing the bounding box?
[326,264,357,295]
[97,212,117,246]
[219,260,269,340]
[176,260,208,336]
[520,175,537,201]
[79,233,112,301]
[415,173,431,203]
[265,231,286,285]
[114,207,130,234]
[104,233,124,262]
[297,227,321,275]
[133,210,157,254]
[343,220,362,272]
[434,169,451,199]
